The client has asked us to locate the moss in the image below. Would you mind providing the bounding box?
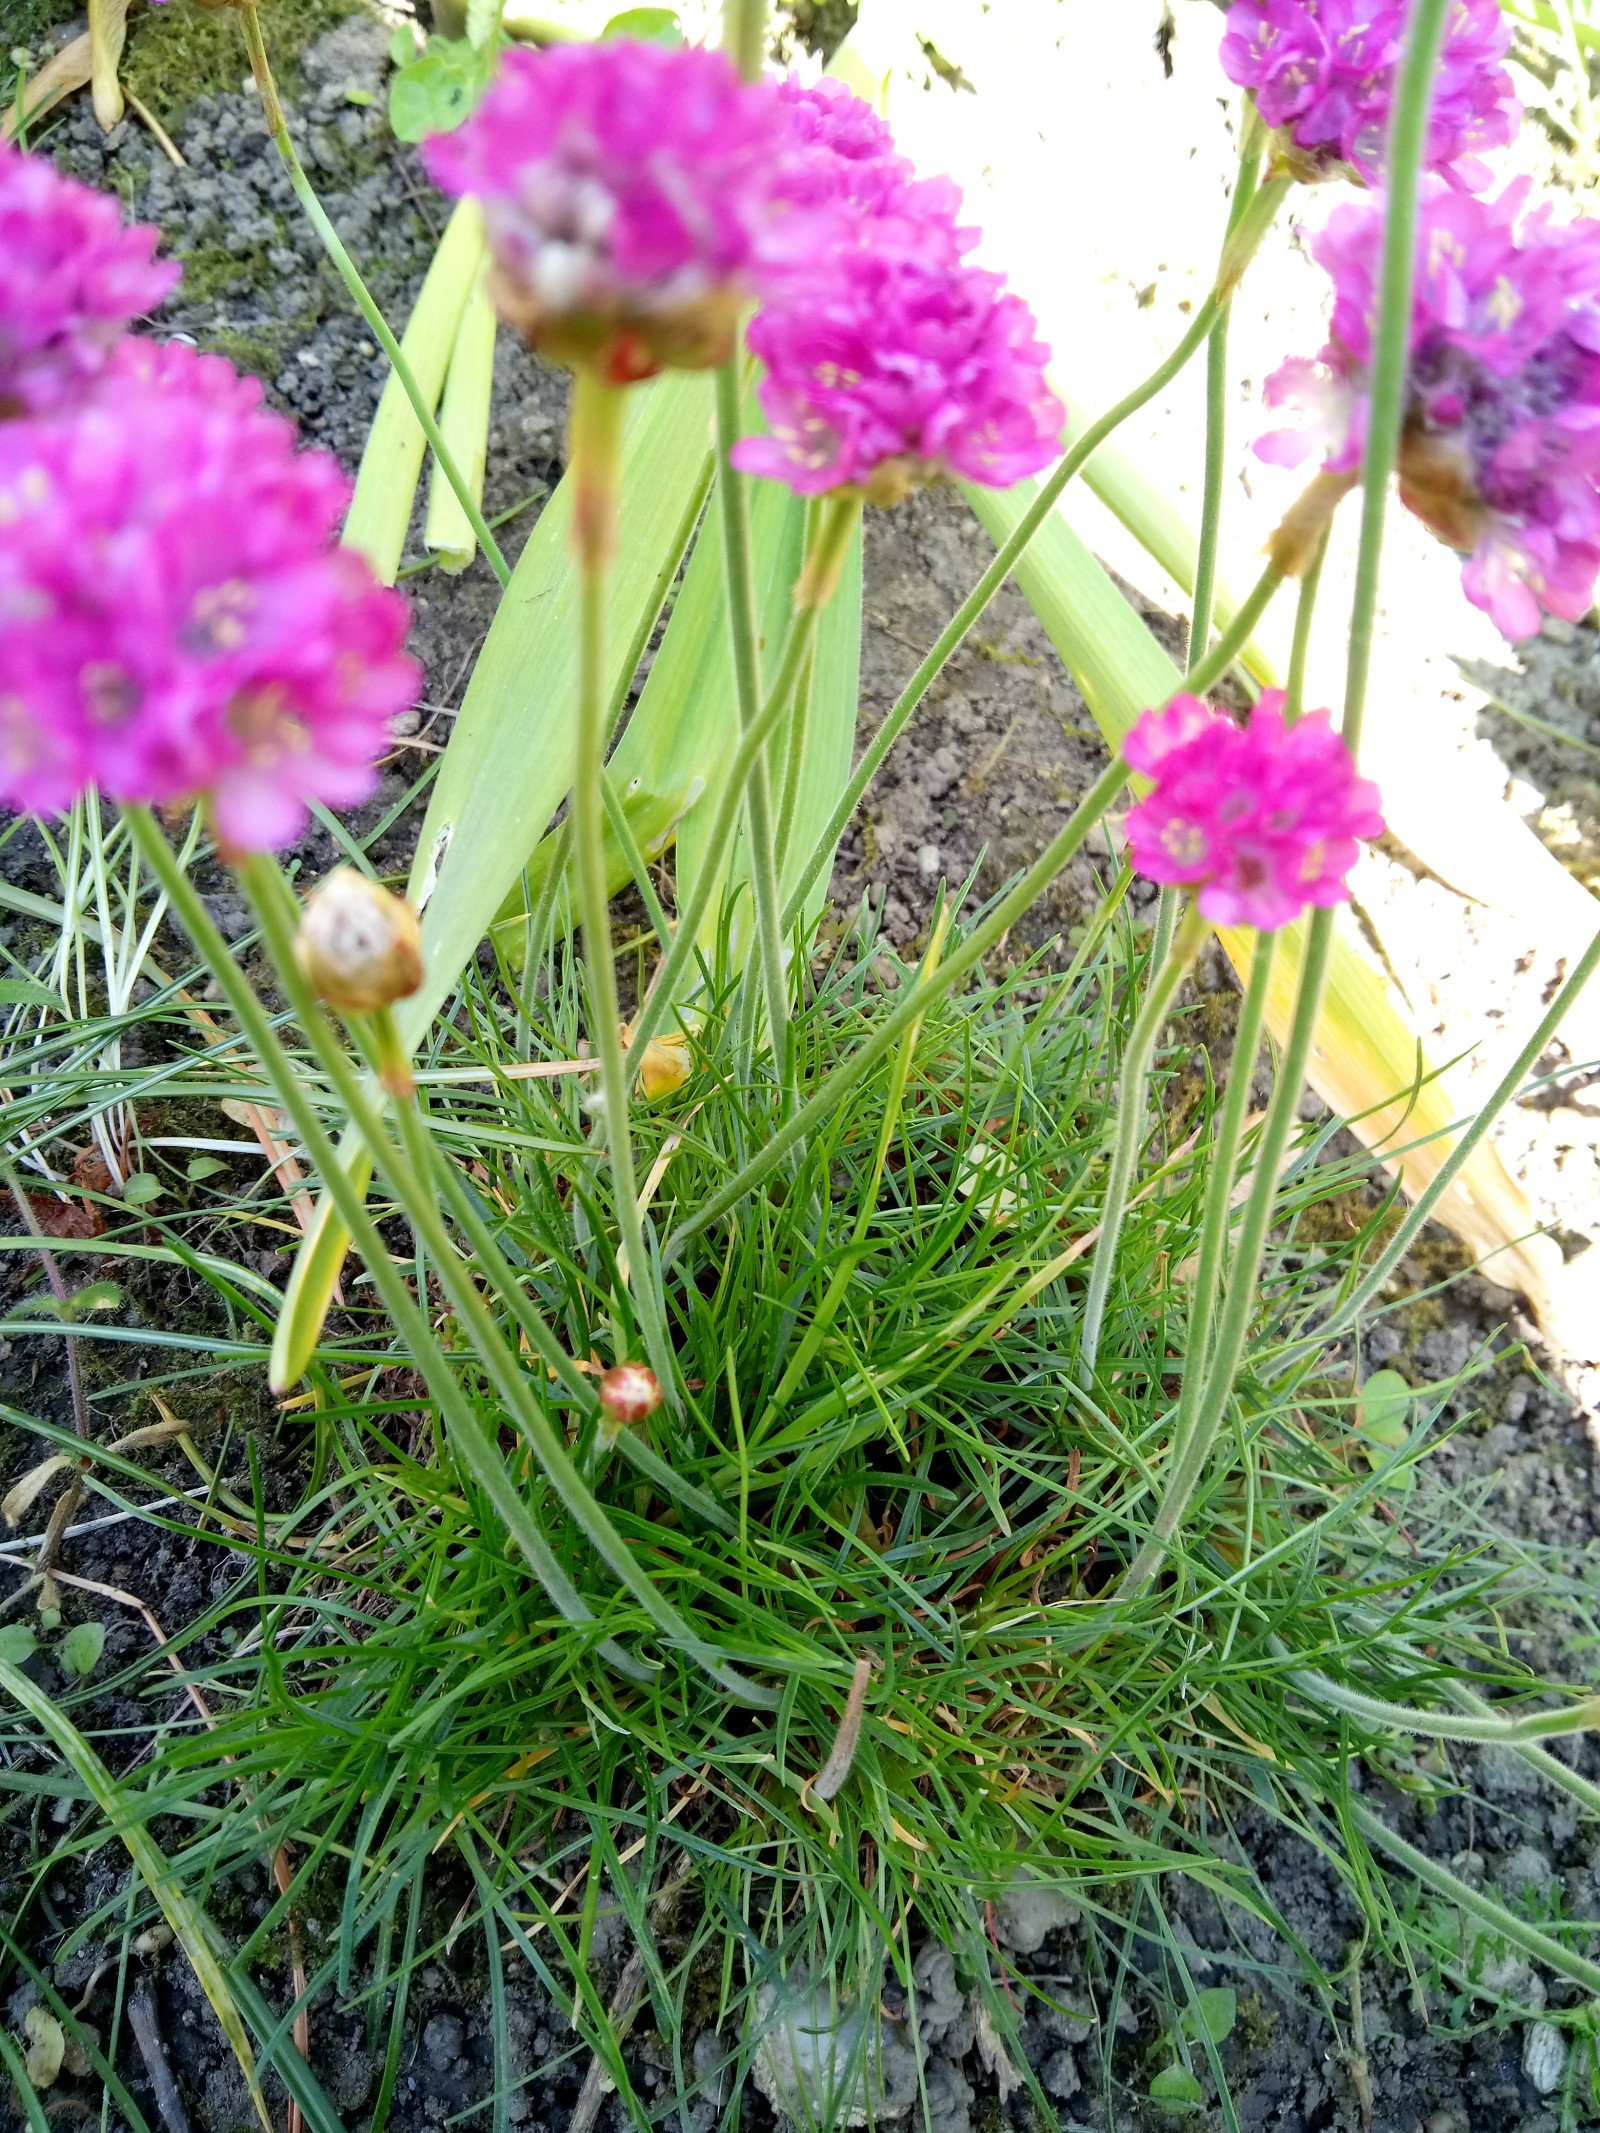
[118,0,359,133]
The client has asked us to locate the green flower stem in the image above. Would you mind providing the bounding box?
[1183,929,1277,1388]
[1310,915,1600,1348]
[781,182,1292,938]
[1286,529,1328,720]
[624,496,861,1068]
[1188,139,1261,665]
[1341,0,1452,756]
[1078,900,1209,1387]
[1117,0,1451,1602]
[663,568,1285,1263]
[1350,1799,1600,1998]
[722,0,767,79]
[714,359,792,1094]
[234,852,777,1708]
[234,1,512,594]
[1284,1661,1600,1746]
[123,809,649,1686]
[772,631,818,878]
[569,368,674,1392]
[1118,905,1335,1600]
[1445,1681,1600,1820]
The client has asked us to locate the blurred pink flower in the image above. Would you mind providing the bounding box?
[1122,691,1384,930]
[1258,180,1600,637]
[1220,0,1517,189]
[734,254,1063,501]
[0,139,179,417]
[422,39,788,381]
[0,341,417,851]
[756,78,975,289]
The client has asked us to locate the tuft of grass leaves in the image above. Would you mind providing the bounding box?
[0,828,1595,2129]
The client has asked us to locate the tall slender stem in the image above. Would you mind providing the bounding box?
[1078,901,1208,1386]
[627,498,860,1066]
[233,851,777,1707]
[1116,0,1452,1601]
[714,360,793,1096]
[1341,0,1451,755]
[568,370,673,1390]
[722,0,767,79]
[122,810,649,1684]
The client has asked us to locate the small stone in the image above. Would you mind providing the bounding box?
[916,843,941,879]
[422,2013,464,2070]
[1496,1843,1555,1898]
[994,1873,1080,1955]
[751,1981,918,2125]
[1522,2020,1567,2095]
[1041,2049,1080,2100]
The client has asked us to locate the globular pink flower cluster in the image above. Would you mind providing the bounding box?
[735,256,1063,501]
[1219,0,1517,189]
[0,341,417,850]
[737,77,1061,499]
[1258,181,1600,638]
[423,40,788,383]
[0,138,178,417]
[1122,692,1384,931]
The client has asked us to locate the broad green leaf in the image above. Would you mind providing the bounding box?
[60,1623,106,1679]
[0,1628,36,1667]
[1180,1986,1237,2046]
[120,1173,162,1208]
[963,478,1564,1317]
[405,368,714,1031]
[602,7,682,41]
[388,37,487,141]
[0,979,64,1010]
[0,1657,272,2132]
[68,1280,121,1314]
[343,201,486,585]
[1356,1369,1412,1457]
[187,1155,227,1181]
[1149,2064,1205,2112]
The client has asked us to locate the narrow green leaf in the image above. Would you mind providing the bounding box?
[343,201,486,585]
[424,268,497,574]
[0,1657,272,2133]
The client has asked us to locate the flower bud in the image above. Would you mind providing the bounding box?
[597,1363,663,1439]
[294,868,424,1017]
[630,1029,691,1103]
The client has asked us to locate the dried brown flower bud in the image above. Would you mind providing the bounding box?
[294,868,424,1018]
[597,1363,663,1437]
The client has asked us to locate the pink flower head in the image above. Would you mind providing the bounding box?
[1259,181,1600,638]
[421,40,789,382]
[734,254,1064,503]
[1220,0,1517,190]
[0,341,418,851]
[0,139,180,418]
[756,78,975,290]
[1122,691,1384,930]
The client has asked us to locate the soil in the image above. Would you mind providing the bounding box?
[2,14,1598,2133]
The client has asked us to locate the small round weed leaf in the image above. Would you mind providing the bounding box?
[1149,2063,1205,2112]
[61,1623,106,1679]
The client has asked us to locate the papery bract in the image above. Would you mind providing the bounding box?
[734,254,1064,503]
[0,138,179,417]
[422,39,789,381]
[1122,691,1384,930]
[1219,0,1517,189]
[1259,181,1600,638]
[0,341,418,850]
